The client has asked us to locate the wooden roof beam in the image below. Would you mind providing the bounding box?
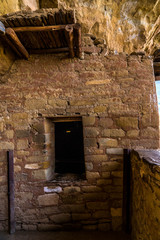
[0,21,29,59]
[65,25,74,58]
[12,24,75,33]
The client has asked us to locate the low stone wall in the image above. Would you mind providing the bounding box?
[0,52,159,231]
[131,150,160,240]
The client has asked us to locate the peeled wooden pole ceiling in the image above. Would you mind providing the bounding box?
[0,9,82,59]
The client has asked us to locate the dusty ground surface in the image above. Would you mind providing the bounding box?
[0,231,131,240]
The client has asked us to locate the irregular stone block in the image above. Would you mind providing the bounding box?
[83,116,96,126]
[64,187,80,194]
[111,208,122,217]
[116,117,138,130]
[17,139,28,150]
[106,148,123,155]
[72,213,91,221]
[50,214,71,223]
[99,138,118,147]
[38,194,59,206]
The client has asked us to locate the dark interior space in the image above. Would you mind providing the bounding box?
[55,121,85,174]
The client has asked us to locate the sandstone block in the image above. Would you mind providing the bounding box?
[5,130,14,139]
[26,156,45,163]
[84,193,107,201]
[32,169,46,180]
[116,117,138,130]
[86,202,109,210]
[85,162,93,171]
[99,118,113,128]
[17,139,28,150]
[84,138,97,147]
[102,162,122,171]
[15,130,29,138]
[84,127,99,137]
[25,99,47,110]
[110,129,125,137]
[86,171,100,179]
[64,187,80,194]
[0,122,4,132]
[111,208,122,217]
[50,214,71,223]
[99,138,118,147]
[72,213,91,221]
[127,130,139,138]
[97,179,112,186]
[86,155,108,162]
[60,204,85,213]
[0,142,14,150]
[25,163,40,169]
[106,148,123,155]
[12,112,28,120]
[141,127,159,139]
[94,106,106,113]
[48,99,67,107]
[85,79,111,85]
[102,172,110,178]
[70,100,94,106]
[81,186,102,192]
[83,116,95,126]
[0,176,6,183]
[38,194,59,206]
[14,165,21,172]
[111,171,123,178]
[93,210,110,219]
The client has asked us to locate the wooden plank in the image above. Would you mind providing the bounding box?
[74,23,82,58]
[65,25,74,58]
[7,150,15,234]
[123,149,132,234]
[5,28,29,59]
[29,47,69,54]
[12,24,75,33]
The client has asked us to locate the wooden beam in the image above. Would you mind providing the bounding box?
[7,150,15,234]
[65,25,74,58]
[74,23,82,58]
[5,28,29,59]
[12,24,75,33]
[0,21,5,35]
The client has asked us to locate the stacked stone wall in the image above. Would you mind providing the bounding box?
[0,53,159,231]
[131,150,160,240]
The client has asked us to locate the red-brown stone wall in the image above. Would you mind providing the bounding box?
[0,53,159,231]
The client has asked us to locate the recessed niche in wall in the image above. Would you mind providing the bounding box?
[39,0,58,9]
[44,117,85,181]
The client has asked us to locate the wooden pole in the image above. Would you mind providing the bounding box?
[65,25,74,58]
[13,24,75,33]
[123,149,132,234]
[74,23,82,58]
[5,28,29,59]
[7,150,15,234]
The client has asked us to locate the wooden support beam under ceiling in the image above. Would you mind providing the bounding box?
[65,25,74,58]
[12,24,75,33]
[0,21,29,59]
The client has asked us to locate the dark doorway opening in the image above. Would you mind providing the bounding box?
[55,120,85,174]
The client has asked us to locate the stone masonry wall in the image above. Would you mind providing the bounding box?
[0,52,159,231]
[131,150,160,240]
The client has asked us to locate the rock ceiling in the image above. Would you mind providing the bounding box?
[0,0,160,54]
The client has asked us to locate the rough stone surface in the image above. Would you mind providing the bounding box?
[131,150,160,240]
[38,194,59,206]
